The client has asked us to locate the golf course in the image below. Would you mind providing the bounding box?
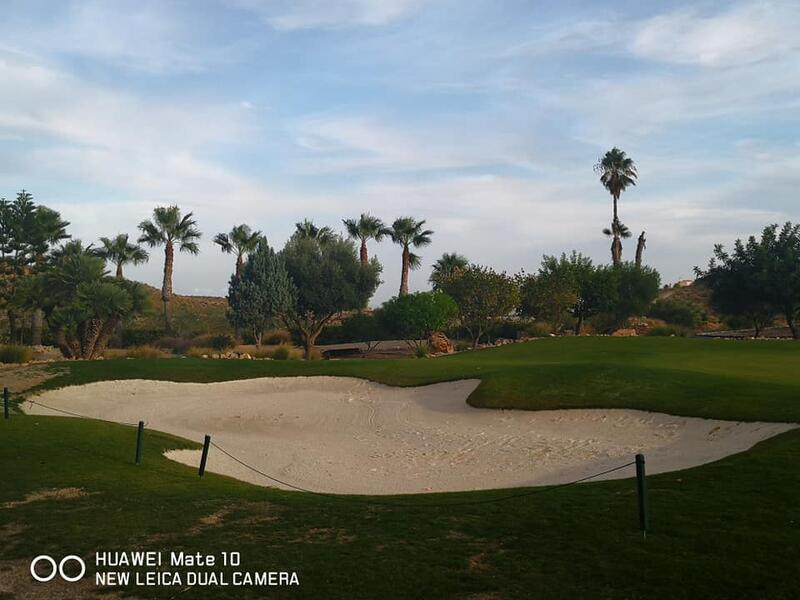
[3,337,800,599]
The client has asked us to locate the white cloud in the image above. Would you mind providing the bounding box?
[632,1,800,67]
[231,0,426,30]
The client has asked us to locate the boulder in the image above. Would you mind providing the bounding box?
[429,331,454,354]
[611,328,638,337]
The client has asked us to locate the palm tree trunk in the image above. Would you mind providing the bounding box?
[235,254,244,279]
[360,240,368,266]
[115,262,124,279]
[31,309,44,346]
[400,246,410,295]
[635,232,646,268]
[611,236,622,266]
[613,193,619,222]
[163,242,174,334]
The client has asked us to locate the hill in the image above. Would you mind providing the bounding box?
[128,283,232,337]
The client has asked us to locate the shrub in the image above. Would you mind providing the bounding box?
[271,345,291,360]
[0,344,33,364]
[209,334,236,351]
[121,328,161,348]
[648,299,701,328]
[156,336,192,355]
[414,345,429,358]
[647,325,689,337]
[455,341,471,352]
[186,346,215,358]
[263,329,291,345]
[126,345,164,359]
[378,292,458,348]
[523,322,552,338]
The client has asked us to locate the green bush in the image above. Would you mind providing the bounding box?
[414,345,429,358]
[647,325,689,337]
[126,345,164,359]
[156,336,192,355]
[121,328,161,348]
[192,333,235,351]
[648,299,701,328]
[0,345,33,364]
[271,345,291,360]
[455,341,471,352]
[522,322,552,338]
[263,329,291,345]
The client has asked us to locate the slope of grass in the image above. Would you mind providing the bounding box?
[3,337,800,599]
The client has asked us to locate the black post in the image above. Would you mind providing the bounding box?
[135,421,144,465]
[635,453,649,537]
[3,387,9,419]
[198,435,211,477]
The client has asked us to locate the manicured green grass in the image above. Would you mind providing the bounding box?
[38,337,800,422]
[2,337,800,599]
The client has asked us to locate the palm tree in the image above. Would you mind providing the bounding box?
[342,213,388,266]
[138,206,201,334]
[213,224,262,278]
[389,217,434,295]
[594,147,637,266]
[294,219,334,244]
[96,234,149,279]
[602,220,632,266]
[429,252,468,290]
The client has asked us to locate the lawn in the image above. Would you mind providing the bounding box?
[2,337,800,599]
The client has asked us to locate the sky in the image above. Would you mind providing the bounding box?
[0,0,798,303]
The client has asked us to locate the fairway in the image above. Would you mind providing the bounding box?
[3,338,800,599]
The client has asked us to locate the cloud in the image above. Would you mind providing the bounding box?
[632,1,800,67]
[231,0,426,30]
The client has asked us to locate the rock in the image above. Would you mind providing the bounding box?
[612,328,638,337]
[428,331,454,354]
[241,353,252,360]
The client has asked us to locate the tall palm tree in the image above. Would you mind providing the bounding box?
[602,221,632,266]
[138,206,201,334]
[342,213,389,265]
[96,234,149,279]
[429,252,468,290]
[594,147,637,266]
[389,217,433,295]
[294,219,334,244]
[213,224,262,278]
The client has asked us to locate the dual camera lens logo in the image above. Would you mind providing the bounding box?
[30,555,86,583]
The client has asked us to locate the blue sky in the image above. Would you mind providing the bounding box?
[0,0,798,302]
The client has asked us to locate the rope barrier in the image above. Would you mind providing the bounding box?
[24,398,144,428]
[209,439,636,508]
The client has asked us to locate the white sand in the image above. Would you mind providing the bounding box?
[27,377,796,495]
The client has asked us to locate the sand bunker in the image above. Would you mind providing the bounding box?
[27,377,795,494]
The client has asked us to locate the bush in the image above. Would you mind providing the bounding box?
[378,292,457,346]
[186,346,215,358]
[192,334,236,351]
[414,345,429,358]
[0,344,33,364]
[455,341,471,352]
[263,329,291,345]
[156,336,192,355]
[126,345,164,359]
[647,325,689,337]
[648,299,701,328]
[121,328,161,348]
[523,322,552,338]
[271,345,291,360]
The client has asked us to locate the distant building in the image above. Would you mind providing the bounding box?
[676,279,694,288]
